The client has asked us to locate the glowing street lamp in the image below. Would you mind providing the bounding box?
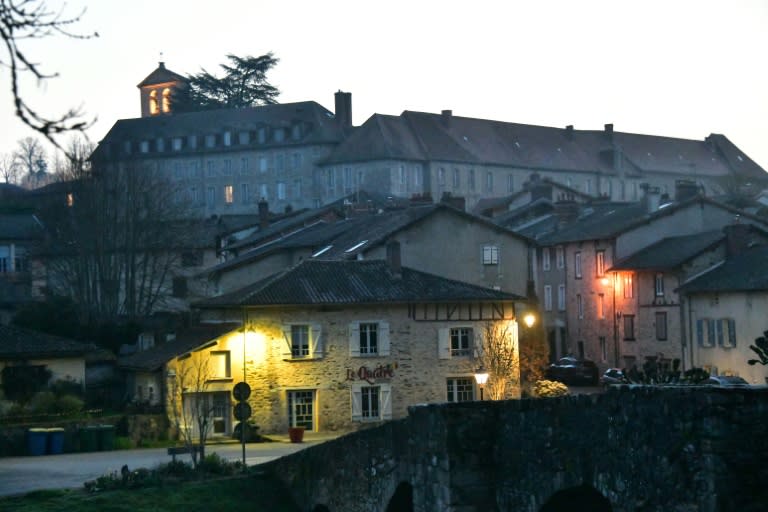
[523,312,536,328]
[474,365,489,401]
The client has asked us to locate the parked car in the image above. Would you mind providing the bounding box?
[704,375,751,388]
[546,357,599,385]
[600,368,627,387]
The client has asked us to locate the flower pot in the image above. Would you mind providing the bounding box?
[288,426,305,443]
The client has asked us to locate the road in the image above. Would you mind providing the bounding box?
[0,437,330,497]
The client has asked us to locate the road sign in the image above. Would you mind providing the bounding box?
[234,402,252,421]
[232,382,251,401]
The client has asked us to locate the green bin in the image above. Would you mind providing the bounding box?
[97,424,115,451]
[79,425,99,452]
[47,428,65,454]
[27,428,48,456]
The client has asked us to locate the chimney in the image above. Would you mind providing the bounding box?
[565,125,574,140]
[386,240,402,278]
[674,179,701,202]
[334,91,352,130]
[258,198,269,229]
[724,220,750,258]
[554,194,580,227]
[441,110,452,128]
[640,183,661,213]
[604,123,614,143]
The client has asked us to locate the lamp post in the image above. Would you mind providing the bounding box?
[474,365,489,401]
[523,312,536,328]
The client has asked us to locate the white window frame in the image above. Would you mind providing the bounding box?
[542,248,551,271]
[349,321,390,357]
[482,245,499,265]
[544,285,553,312]
[447,377,475,402]
[282,323,323,360]
[655,273,665,297]
[557,284,566,311]
[438,326,474,359]
[556,246,565,269]
[351,383,392,421]
[574,251,582,279]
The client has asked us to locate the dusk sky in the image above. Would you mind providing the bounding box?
[2,0,767,172]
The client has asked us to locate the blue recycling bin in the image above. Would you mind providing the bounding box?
[27,428,48,456]
[47,428,65,454]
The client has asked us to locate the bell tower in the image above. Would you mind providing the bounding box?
[137,60,187,117]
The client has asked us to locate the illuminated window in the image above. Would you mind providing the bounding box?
[224,185,234,204]
[623,273,634,298]
[149,90,159,115]
[161,88,171,113]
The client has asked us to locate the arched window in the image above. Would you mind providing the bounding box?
[149,90,159,115]
[162,88,171,113]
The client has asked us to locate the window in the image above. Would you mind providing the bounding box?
[206,186,215,205]
[291,124,302,140]
[222,160,232,175]
[283,323,323,359]
[205,134,216,148]
[696,318,715,347]
[716,318,736,348]
[240,183,249,203]
[276,153,285,172]
[291,152,302,169]
[259,156,268,173]
[207,161,215,177]
[238,131,250,145]
[172,137,183,151]
[349,321,390,356]
[485,171,493,192]
[438,327,473,358]
[66,193,74,207]
[161,88,171,113]
[453,168,460,190]
[351,383,391,421]
[274,128,285,142]
[223,131,232,146]
[558,285,566,311]
[556,247,565,269]
[277,182,286,200]
[172,277,187,298]
[542,248,551,271]
[468,169,475,191]
[623,273,634,298]
[482,245,499,265]
[140,141,149,153]
[447,378,475,402]
[149,90,158,115]
[599,336,607,362]
[240,158,249,174]
[507,174,514,193]
[577,294,583,319]
[209,351,231,379]
[623,315,635,340]
[544,285,553,311]
[655,312,668,340]
[438,167,446,186]
[288,390,315,430]
[596,251,605,277]
[259,183,269,200]
[257,127,267,144]
[293,179,302,199]
[188,135,198,149]
[597,294,605,319]
[655,273,664,297]
[343,167,353,192]
[224,185,234,204]
[327,168,336,191]
[574,252,582,279]
[0,246,9,273]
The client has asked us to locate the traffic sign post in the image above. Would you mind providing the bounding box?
[233,381,252,467]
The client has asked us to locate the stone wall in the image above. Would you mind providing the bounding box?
[263,386,768,512]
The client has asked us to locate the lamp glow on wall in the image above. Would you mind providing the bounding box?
[523,312,536,328]
[474,365,489,401]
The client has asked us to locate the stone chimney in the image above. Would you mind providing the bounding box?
[334,91,352,130]
[258,198,269,229]
[724,220,750,258]
[604,123,614,142]
[554,194,580,227]
[674,179,701,202]
[386,240,402,278]
[441,110,452,129]
[640,183,661,213]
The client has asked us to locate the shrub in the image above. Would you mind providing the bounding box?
[56,394,84,415]
[28,391,56,413]
[533,379,570,398]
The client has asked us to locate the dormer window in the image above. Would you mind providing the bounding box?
[156,138,165,152]
[162,88,171,113]
[188,135,198,149]
[172,137,183,151]
[140,141,150,153]
[123,141,132,155]
[257,127,267,144]
[291,124,302,140]
[274,128,285,143]
[238,131,250,145]
[223,131,232,146]
[205,134,216,148]
[149,90,159,115]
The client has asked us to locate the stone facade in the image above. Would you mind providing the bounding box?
[264,387,768,512]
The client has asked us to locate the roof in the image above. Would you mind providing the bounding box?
[0,213,45,240]
[611,230,725,270]
[677,245,768,293]
[196,259,524,308]
[0,325,96,359]
[324,111,765,179]
[137,62,187,88]
[91,101,345,161]
[118,323,240,371]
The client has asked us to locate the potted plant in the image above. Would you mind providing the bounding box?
[288,426,305,443]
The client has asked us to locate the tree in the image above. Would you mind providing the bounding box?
[173,53,279,112]
[748,330,768,367]
[475,321,520,400]
[518,309,549,386]
[0,0,96,148]
[0,152,19,184]
[167,354,216,467]
[13,136,46,188]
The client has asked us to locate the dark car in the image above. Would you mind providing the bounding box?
[600,368,627,387]
[704,375,751,388]
[546,357,599,385]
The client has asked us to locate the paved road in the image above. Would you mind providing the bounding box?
[0,437,331,497]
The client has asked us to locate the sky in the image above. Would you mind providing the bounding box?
[1,0,767,173]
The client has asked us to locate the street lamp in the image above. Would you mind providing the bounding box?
[474,365,489,401]
[523,312,536,328]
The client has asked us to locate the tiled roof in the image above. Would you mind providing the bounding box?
[611,230,725,270]
[324,111,765,179]
[677,245,768,293]
[136,62,187,87]
[118,323,240,371]
[196,260,524,308]
[0,325,96,359]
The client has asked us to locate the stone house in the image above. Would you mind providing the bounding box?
[193,256,525,435]
[677,243,768,384]
[0,212,46,324]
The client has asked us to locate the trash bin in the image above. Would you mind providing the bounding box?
[47,428,65,455]
[27,428,48,456]
[79,425,99,452]
[97,424,115,451]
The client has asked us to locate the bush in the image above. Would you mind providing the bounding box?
[28,391,57,414]
[533,379,570,398]
[56,394,84,415]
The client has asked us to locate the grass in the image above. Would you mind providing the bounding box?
[0,473,301,512]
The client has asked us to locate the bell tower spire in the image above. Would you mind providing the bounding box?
[136,57,187,117]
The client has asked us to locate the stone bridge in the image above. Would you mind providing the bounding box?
[262,387,768,512]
